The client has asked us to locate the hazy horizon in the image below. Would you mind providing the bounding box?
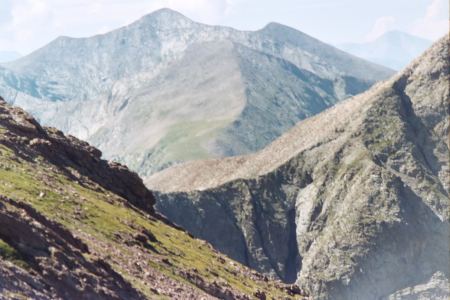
[0,0,447,55]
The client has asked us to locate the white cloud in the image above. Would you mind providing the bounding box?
[365,16,396,41]
[411,0,448,40]
[0,0,54,53]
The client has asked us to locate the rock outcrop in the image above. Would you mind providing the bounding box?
[0,96,154,214]
[148,37,449,299]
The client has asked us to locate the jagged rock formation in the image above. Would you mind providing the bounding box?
[148,37,449,299]
[0,8,393,177]
[0,97,305,299]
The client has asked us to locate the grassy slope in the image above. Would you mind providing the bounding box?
[0,143,296,299]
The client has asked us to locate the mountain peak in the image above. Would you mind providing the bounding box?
[338,30,433,69]
[263,21,285,28]
[138,8,192,24]
[260,22,299,33]
[376,30,431,43]
[1,8,392,178]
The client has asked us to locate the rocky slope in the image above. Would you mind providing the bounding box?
[0,96,305,299]
[0,8,393,177]
[148,37,449,299]
[338,31,432,70]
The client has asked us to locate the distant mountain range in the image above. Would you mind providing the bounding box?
[338,31,432,70]
[0,51,21,63]
[0,8,393,179]
[149,37,449,299]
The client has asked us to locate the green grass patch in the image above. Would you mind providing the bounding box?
[157,119,230,162]
[0,238,29,269]
[0,143,293,298]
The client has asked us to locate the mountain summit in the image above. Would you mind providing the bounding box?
[148,36,449,299]
[0,9,393,178]
[338,31,432,70]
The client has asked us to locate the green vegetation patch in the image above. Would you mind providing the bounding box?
[0,143,294,298]
[0,238,29,269]
[157,119,231,162]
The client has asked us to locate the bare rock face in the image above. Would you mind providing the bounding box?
[149,37,449,299]
[0,96,155,214]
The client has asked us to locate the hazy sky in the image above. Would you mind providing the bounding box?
[0,0,448,54]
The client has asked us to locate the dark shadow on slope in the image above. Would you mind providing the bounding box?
[284,208,302,283]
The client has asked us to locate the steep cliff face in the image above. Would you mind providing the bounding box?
[148,37,449,299]
[0,97,305,299]
[0,9,393,177]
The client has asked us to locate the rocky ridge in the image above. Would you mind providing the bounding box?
[0,96,305,299]
[0,8,393,177]
[148,37,449,299]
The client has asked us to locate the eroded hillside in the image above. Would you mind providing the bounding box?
[148,37,449,299]
[0,97,305,299]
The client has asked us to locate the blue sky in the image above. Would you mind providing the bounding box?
[0,0,448,54]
